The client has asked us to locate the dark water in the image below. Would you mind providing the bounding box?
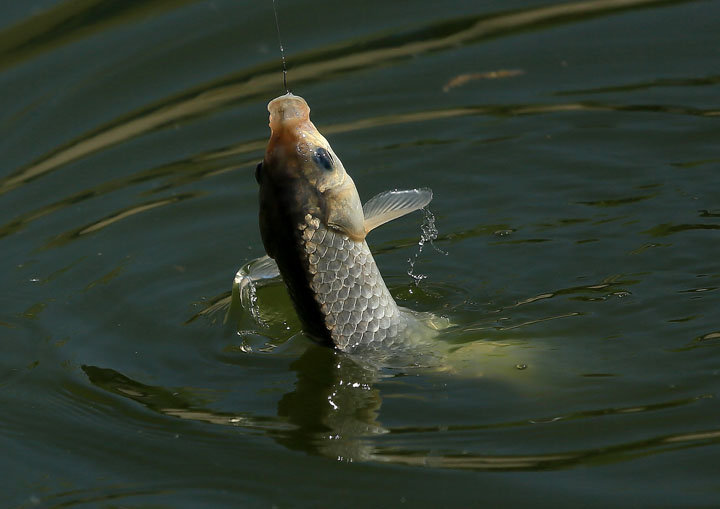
[2,0,719,506]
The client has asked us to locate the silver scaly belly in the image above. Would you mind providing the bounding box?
[298,213,409,351]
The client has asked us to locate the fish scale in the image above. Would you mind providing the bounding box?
[298,213,409,351]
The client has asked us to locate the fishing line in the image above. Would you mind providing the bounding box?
[271,0,290,93]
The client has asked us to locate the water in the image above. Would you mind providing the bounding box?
[2,0,719,506]
[407,207,445,285]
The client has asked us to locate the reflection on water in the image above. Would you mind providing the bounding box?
[82,364,293,431]
[276,346,384,462]
[644,222,720,237]
[3,0,720,504]
[88,242,720,471]
[0,0,704,198]
[556,73,720,96]
[81,344,385,462]
[82,347,719,471]
[44,192,202,249]
[2,95,710,244]
[0,0,195,72]
[507,275,637,308]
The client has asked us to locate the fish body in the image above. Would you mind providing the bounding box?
[256,93,431,352]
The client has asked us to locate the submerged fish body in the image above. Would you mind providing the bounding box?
[255,93,432,352]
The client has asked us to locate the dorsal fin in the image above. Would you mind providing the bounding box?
[363,188,433,234]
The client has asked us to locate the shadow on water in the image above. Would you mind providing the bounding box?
[81,345,720,471]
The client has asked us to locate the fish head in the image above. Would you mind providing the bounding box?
[258,93,365,255]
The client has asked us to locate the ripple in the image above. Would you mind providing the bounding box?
[10,86,705,243]
[696,331,720,341]
[644,223,720,237]
[0,95,711,245]
[672,158,720,169]
[0,0,703,197]
[468,312,583,332]
[81,365,294,432]
[2,0,718,500]
[442,69,525,92]
[17,483,173,509]
[0,147,253,240]
[368,394,716,471]
[0,1,194,71]
[577,194,657,207]
[678,287,717,294]
[507,275,638,309]
[41,191,201,249]
[556,73,720,96]
[371,421,720,470]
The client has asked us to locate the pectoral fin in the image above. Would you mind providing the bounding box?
[363,188,433,233]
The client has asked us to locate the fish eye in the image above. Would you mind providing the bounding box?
[312,147,334,171]
[255,161,263,184]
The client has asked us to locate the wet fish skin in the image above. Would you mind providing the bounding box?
[257,93,430,351]
[298,212,409,351]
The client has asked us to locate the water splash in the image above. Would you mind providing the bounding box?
[407,207,447,285]
[239,276,266,326]
[231,255,281,327]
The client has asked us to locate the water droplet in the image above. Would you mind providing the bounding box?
[407,207,446,285]
[515,363,527,370]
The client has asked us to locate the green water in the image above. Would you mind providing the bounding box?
[2,0,719,506]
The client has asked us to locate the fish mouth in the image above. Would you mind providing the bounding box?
[268,92,310,130]
[266,93,317,163]
[264,93,331,179]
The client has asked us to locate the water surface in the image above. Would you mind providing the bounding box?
[2,0,719,507]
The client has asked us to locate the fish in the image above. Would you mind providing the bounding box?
[253,92,433,352]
